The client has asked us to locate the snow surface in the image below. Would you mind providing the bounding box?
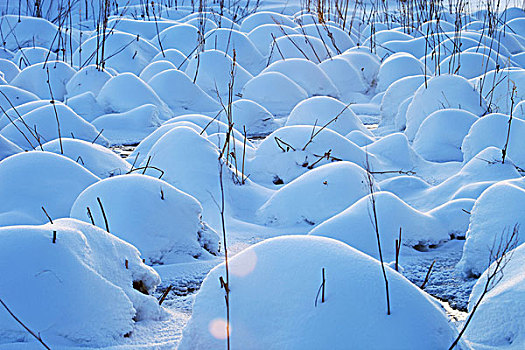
[1,1,525,348]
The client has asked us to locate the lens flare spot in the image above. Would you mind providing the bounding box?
[230,248,257,277]
[209,318,230,340]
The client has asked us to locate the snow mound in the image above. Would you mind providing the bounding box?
[65,91,105,122]
[257,162,371,226]
[318,56,368,102]
[470,68,525,115]
[462,113,525,170]
[151,49,188,69]
[0,151,99,226]
[0,218,161,347]
[215,99,278,137]
[405,74,487,141]
[128,122,205,166]
[184,49,253,101]
[42,138,131,178]
[0,15,68,51]
[409,147,522,210]
[340,49,381,86]
[0,102,108,150]
[10,61,75,101]
[152,24,200,57]
[139,60,177,83]
[0,85,39,115]
[92,104,162,145]
[0,59,20,82]
[377,53,425,92]
[248,125,368,185]
[261,58,339,98]
[73,31,160,75]
[457,178,525,277]
[203,28,265,74]
[0,133,21,160]
[464,241,525,349]
[179,235,460,349]
[310,191,452,261]
[379,75,427,130]
[413,109,478,162]
[65,65,113,98]
[438,52,497,79]
[70,174,219,265]
[148,69,221,115]
[247,24,299,56]
[269,34,333,64]
[285,96,372,136]
[97,72,172,120]
[140,126,223,206]
[241,71,308,117]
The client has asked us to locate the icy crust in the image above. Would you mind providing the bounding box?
[0,218,161,347]
[179,236,463,350]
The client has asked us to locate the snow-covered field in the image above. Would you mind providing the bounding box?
[0,0,525,349]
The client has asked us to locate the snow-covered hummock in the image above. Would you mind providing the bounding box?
[92,104,162,145]
[462,113,525,170]
[404,74,488,141]
[318,56,368,103]
[457,178,525,277]
[96,72,172,120]
[247,125,369,185]
[65,91,106,122]
[256,162,372,226]
[0,15,70,51]
[65,65,113,98]
[0,151,99,226]
[42,138,131,178]
[379,75,426,131]
[11,61,76,100]
[140,126,224,207]
[139,60,177,83]
[0,58,20,82]
[406,147,522,210]
[215,99,279,137]
[0,85,39,115]
[70,174,219,265]
[0,218,161,347]
[0,102,109,150]
[184,49,253,101]
[285,96,372,136]
[147,69,221,116]
[127,121,205,166]
[73,31,160,75]
[340,48,381,86]
[463,242,525,349]
[0,134,21,161]
[241,71,308,116]
[438,52,497,79]
[203,28,266,75]
[269,34,334,65]
[261,58,340,98]
[376,53,425,92]
[310,191,452,261]
[240,11,296,33]
[412,109,479,162]
[179,236,461,350]
[471,68,525,115]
